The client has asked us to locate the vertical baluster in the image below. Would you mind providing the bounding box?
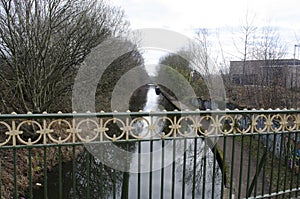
[72,145,76,198]
[28,147,33,199]
[212,141,217,199]
[269,133,277,196]
[192,138,197,199]
[99,150,104,199]
[221,136,227,199]
[283,131,292,196]
[113,168,116,199]
[262,133,270,197]
[202,138,207,199]
[160,139,165,199]
[229,136,235,199]
[86,151,90,199]
[246,134,253,198]
[296,134,300,198]
[0,159,2,199]
[276,132,285,197]
[58,146,62,199]
[171,139,176,199]
[290,131,298,198]
[182,138,187,199]
[121,142,129,199]
[138,141,141,199]
[253,134,261,197]
[13,148,18,199]
[238,134,245,199]
[149,140,153,199]
[43,147,48,198]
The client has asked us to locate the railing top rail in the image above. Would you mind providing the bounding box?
[0,108,299,147]
[0,109,299,119]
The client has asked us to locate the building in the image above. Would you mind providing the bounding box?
[229,59,300,88]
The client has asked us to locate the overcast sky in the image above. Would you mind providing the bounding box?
[112,0,300,66]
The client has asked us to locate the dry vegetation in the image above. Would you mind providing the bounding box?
[227,85,300,109]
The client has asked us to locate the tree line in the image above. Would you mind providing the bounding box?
[158,14,300,109]
[0,0,144,114]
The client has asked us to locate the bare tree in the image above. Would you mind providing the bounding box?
[189,28,211,75]
[156,29,226,110]
[229,14,291,108]
[188,28,226,108]
[216,31,231,86]
[233,11,257,85]
[0,0,130,113]
[251,25,288,107]
[251,26,287,61]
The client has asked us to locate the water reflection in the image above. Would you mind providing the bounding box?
[32,85,222,198]
[128,86,222,198]
[128,138,222,198]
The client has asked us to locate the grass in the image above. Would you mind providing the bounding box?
[237,133,300,198]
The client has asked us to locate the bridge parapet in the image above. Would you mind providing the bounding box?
[0,109,299,146]
[0,109,299,198]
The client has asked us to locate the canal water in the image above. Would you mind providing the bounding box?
[33,85,222,198]
[127,86,222,198]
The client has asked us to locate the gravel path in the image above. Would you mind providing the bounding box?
[217,137,269,198]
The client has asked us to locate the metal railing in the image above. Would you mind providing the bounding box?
[0,109,299,198]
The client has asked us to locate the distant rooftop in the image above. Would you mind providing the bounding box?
[230,59,300,66]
